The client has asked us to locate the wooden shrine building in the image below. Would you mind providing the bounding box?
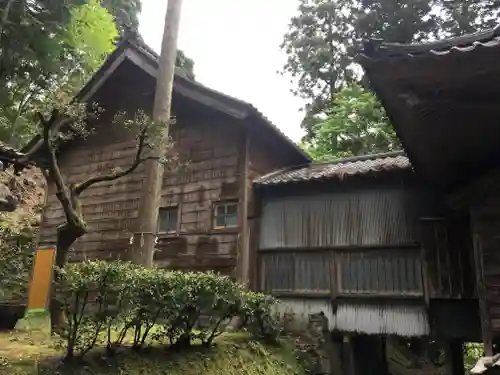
[359,25,500,362]
[254,151,479,374]
[31,36,309,279]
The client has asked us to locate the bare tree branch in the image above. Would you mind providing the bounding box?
[19,111,72,165]
[38,111,79,224]
[74,127,150,196]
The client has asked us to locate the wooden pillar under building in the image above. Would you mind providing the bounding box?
[444,340,465,375]
[472,231,494,356]
[343,335,356,375]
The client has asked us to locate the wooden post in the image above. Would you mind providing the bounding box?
[343,335,356,375]
[472,232,494,356]
[132,0,183,266]
[444,340,465,375]
[236,134,250,283]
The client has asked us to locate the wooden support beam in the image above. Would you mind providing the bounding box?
[444,340,465,375]
[472,232,494,356]
[343,335,356,375]
[236,132,250,284]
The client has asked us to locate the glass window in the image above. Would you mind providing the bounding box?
[158,206,179,234]
[214,201,238,229]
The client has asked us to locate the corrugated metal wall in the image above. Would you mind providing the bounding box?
[338,250,423,295]
[334,302,429,336]
[260,250,422,296]
[272,299,429,336]
[259,189,418,249]
[261,251,331,294]
[273,298,337,330]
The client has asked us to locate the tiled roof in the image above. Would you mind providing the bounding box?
[22,37,311,164]
[255,151,411,186]
[361,25,500,61]
[128,38,310,163]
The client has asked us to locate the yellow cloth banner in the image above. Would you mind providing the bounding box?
[27,248,56,310]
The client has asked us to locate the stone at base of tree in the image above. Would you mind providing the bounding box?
[226,316,243,332]
[14,308,51,336]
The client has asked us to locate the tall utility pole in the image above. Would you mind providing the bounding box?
[131,0,183,266]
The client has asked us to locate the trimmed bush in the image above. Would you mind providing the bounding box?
[241,292,281,342]
[53,261,276,360]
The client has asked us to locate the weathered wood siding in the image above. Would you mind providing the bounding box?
[471,196,500,340]
[38,62,153,261]
[39,115,246,272]
[420,217,476,299]
[154,119,244,274]
[37,64,248,273]
[247,134,303,287]
[39,122,144,261]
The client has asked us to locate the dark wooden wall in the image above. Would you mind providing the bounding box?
[258,183,425,298]
[39,66,151,261]
[257,179,476,302]
[37,60,304,278]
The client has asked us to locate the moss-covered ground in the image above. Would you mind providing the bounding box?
[0,331,309,375]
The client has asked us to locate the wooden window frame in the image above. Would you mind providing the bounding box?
[157,205,180,235]
[213,200,239,230]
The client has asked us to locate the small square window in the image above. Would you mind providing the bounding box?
[213,201,238,229]
[158,206,179,234]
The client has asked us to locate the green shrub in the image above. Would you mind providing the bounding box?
[53,261,276,360]
[0,227,35,303]
[241,292,281,342]
[152,271,246,347]
[54,260,135,359]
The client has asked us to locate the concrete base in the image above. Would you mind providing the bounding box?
[14,309,51,335]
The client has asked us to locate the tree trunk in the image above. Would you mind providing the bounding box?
[131,0,183,266]
[50,222,86,330]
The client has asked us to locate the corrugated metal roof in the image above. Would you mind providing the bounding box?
[255,151,411,186]
[361,24,500,61]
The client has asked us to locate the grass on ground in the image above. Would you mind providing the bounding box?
[0,331,308,375]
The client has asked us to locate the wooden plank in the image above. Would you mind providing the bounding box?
[421,245,431,306]
[343,335,356,375]
[237,131,250,283]
[472,232,494,356]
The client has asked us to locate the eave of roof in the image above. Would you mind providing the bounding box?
[254,151,411,186]
[22,37,310,164]
[359,24,500,63]
[357,25,500,191]
[127,39,310,162]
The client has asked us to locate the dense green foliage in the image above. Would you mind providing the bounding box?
[0,0,196,148]
[0,0,120,147]
[303,84,398,159]
[54,261,279,360]
[464,343,484,371]
[283,0,500,159]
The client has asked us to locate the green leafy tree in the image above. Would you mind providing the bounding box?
[303,84,399,160]
[0,1,119,147]
[282,0,500,149]
[66,0,120,73]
